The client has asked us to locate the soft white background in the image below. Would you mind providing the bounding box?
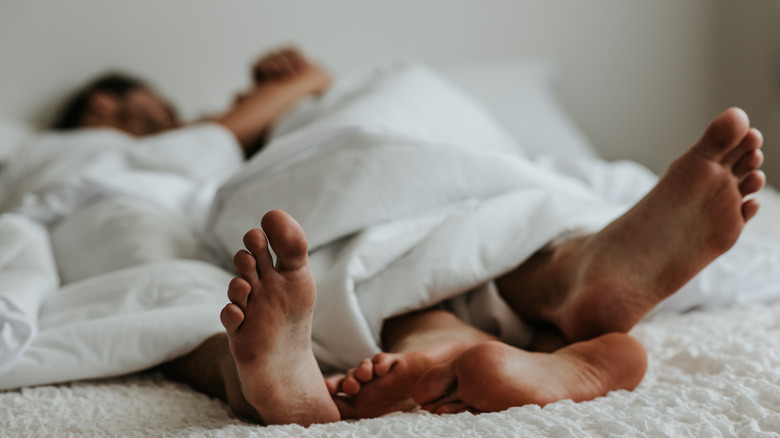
[1,1,779,182]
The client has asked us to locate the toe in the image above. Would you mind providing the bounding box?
[324,375,343,395]
[733,149,764,179]
[694,107,750,161]
[413,361,457,406]
[220,303,245,333]
[243,228,275,274]
[227,277,251,310]
[261,210,309,272]
[739,170,766,197]
[742,198,761,222]
[723,128,762,168]
[372,353,396,377]
[355,358,374,382]
[233,250,259,284]
[341,369,361,395]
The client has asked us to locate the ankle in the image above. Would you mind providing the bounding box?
[496,234,589,324]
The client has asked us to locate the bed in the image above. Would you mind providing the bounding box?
[1,60,779,437]
[3,301,779,436]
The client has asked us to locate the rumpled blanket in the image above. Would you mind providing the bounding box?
[2,62,779,390]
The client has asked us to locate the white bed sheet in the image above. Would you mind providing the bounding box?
[0,60,778,436]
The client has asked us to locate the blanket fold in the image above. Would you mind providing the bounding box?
[209,64,628,368]
[0,260,231,389]
[3,61,780,389]
[0,214,59,376]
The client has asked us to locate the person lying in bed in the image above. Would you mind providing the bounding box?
[54,47,331,158]
[159,107,765,425]
[0,47,331,214]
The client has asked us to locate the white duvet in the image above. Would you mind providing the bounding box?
[1,61,780,404]
[0,124,242,388]
[210,63,780,370]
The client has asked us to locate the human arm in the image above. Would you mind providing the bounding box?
[212,49,331,156]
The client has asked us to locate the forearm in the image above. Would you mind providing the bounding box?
[213,79,314,150]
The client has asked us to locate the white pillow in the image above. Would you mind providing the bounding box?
[270,61,519,155]
[437,60,598,159]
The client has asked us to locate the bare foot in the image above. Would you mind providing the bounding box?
[219,209,340,426]
[498,107,765,341]
[328,350,440,418]
[413,333,647,414]
[327,309,497,419]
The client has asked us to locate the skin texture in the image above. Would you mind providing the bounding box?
[413,334,647,414]
[412,107,764,413]
[163,106,763,425]
[218,210,340,426]
[495,107,765,341]
[326,309,499,419]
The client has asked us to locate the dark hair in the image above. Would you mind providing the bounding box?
[52,72,148,130]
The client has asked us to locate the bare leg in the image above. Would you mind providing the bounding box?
[415,107,764,413]
[497,107,765,341]
[164,210,339,426]
[326,309,498,419]
[159,332,261,419]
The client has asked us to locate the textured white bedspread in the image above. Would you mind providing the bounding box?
[2,62,779,435]
[3,301,778,437]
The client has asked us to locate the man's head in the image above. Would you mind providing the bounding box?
[53,73,180,136]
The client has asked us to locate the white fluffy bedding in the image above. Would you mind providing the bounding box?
[1,61,780,436]
[3,301,778,437]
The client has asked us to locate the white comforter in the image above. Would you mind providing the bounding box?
[0,124,242,388]
[208,63,780,370]
[2,62,780,391]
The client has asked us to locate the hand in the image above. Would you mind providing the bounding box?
[253,47,306,83]
[252,47,332,96]
[215,48,333,151]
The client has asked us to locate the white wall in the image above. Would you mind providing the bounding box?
[711,2,780,186]
[0,1,777,182]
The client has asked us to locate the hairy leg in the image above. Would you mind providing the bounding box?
[327,308,498,419]
[497,107,765,341]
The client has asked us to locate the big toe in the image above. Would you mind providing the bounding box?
[261,209,309,271]
[413,361,457,407]
[694,107,751,161]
